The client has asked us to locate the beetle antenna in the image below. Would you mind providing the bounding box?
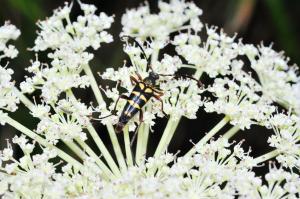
[159,73,204,88]
[121,35,153,72]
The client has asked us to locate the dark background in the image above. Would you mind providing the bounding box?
[1,0,299,177]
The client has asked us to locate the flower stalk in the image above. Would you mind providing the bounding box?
[154,69,204,159]
[75,138,116,179]
[253,149,280,165]
[83,64,127,172]
[4,116,82,169]
[135,123,149,164]
[123,126,133,166]
[185,116,230,157]
[154,116,180,158]
[223,126,240,139]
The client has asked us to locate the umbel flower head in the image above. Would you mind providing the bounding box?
[0,0,300,198]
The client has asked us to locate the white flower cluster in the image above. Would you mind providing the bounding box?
[204,75,275,129]
[258,165,300,198]
[33,98,90,144]
[0,22,20,60]
[2,137,300,198]
[174,21,300,131]
[0,22,20,124]
[20,57,91,102]
[0,137,67,198]
[175,27,239,77]
[33,2,113,51]
[250,45,300,114]
[121,0,202,43]
[0,67,19,113]
[100,54,204,127]
[267,113,300,169]
[20,1,114,103]
[293,82,300,114]
[0,0,300,198]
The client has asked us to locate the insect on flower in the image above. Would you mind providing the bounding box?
[99,36,202,133]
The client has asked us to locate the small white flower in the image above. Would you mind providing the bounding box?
[257,166,300,198]
[0,62,19,112]
[0,110,8,125]
[1,147,13,161]
[30,103,50,119]
[249,44,300,113]
[204,75,275,129]
[175,27,239,78]
[0,21,20,59]
[121,0,202,43]
[267,113,300,169]
[21,1,113,103]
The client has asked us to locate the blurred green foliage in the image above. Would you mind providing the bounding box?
[7,0,45,21]
[265,0,298,62]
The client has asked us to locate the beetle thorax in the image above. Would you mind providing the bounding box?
[144,71,159,86]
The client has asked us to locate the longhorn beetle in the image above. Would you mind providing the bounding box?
[101,36,202,133]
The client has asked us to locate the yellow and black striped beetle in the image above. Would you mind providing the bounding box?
[101,36,201,133]
[114,70,166,133]
[113,36,168,133]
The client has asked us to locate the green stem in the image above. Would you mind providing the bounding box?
[108,125,127,172]
[16,88,34,109]
[141,123,150,160]
[86,123,121,176]
[185,116,229,157]
[75,138,116,179]
[154,116,180,158]
[4,116,82,169]
[123,126,133,167]
[83,64,127,172]
[83,65,105,103]
[135,124,144,164]
[135,123,150,165]
[66,89,121,175]
[65,140,113,179]
[66,90,121,174]
[223,126,240,139]
[187,69,203,95]
[253,149,280,165]
[16,90,86,169]
[64,140,87,160]
[18,89,88,168]
[153,69,204,158]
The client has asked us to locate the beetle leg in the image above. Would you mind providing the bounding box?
[130,75,139,86]
[95,94,128,120]
[130,110,144,146]
[153,88,164,96]
[135,71,143,81]
[139,109,144,123]
[130,123,140,146]
[153,94,168,118]
[112,94,128,114]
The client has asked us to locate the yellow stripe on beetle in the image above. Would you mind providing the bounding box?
[124,111,131,117]
[145,88,153,93]
[140,94,148,102]
[139,83,145,90]
[128,100,141,109]
[132,91,140,96]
